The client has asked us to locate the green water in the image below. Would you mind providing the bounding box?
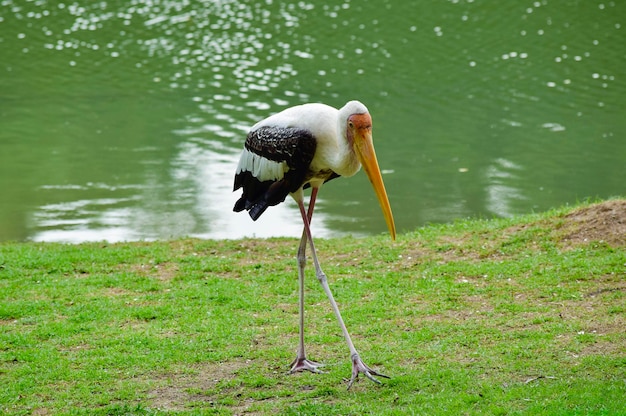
[1,0,624,242]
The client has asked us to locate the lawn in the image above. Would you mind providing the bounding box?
[1,199,624,415]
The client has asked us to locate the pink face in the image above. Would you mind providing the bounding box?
[347,113,373,144]
[346,112,396,240]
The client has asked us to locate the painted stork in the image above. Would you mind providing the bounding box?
[233,100,396,388]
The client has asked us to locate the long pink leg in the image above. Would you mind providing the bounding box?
[289,188,323,373]
[289,188,389,389]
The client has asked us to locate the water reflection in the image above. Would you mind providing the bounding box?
[30,140,337,243]
[484,158,526,218]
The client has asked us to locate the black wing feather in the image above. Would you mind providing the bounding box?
[233,126,316,220]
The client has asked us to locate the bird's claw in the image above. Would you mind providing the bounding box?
[289,356,325,374]
[347,353,389,389]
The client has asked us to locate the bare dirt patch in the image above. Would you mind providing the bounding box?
[146,360,253,412]
[557,199,626,247]
[129,261,179,281]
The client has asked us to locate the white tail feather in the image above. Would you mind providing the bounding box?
[236,149,286,182]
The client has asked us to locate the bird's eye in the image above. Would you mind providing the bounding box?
[348,121,354,128]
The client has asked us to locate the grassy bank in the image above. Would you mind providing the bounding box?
[1,199,625,415]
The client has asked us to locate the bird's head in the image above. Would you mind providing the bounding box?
[345,104,396,240]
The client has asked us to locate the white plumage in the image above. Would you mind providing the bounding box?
[235,148,286,182]
[250,101,368,183]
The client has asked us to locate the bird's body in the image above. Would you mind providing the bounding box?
[233,100,395,388]
[234,102,365,220]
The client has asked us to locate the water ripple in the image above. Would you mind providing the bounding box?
[2,0,625,242]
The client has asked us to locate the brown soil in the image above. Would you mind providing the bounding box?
[147,360,254,413]
[557,199,626,247]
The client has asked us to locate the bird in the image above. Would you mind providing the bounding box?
[233,100,396,389]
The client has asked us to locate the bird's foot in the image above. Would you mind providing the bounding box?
[289,356,325,374]
[347,353,389,389]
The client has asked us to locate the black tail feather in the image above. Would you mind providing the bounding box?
[248,201,269,221]
[233,195,265,220]
[233,177,291,220]
[233,197,247,213]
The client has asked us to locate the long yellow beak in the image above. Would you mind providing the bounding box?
[355,130,397,240]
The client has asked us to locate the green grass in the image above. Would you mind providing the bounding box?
[1,199,625,415]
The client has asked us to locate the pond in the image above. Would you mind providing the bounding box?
[1,0,624,242]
